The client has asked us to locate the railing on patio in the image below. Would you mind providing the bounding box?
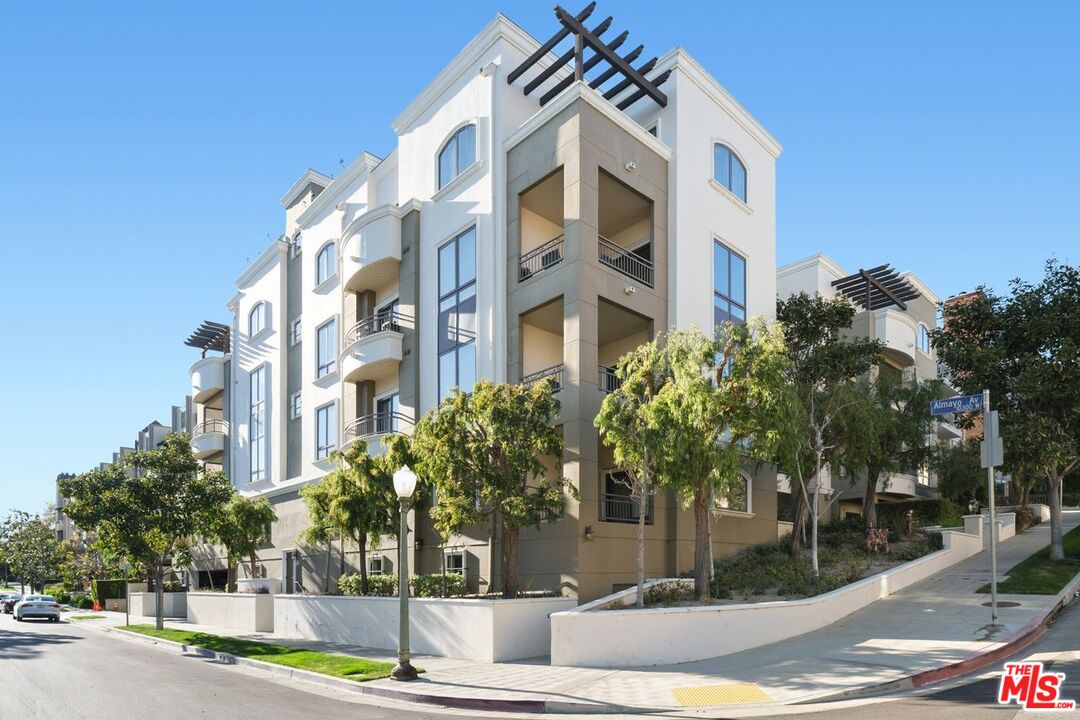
[600,493,653,524]
[343,411,413,443]
[598,365,620,393]
[343,310,411,347]
[598,236,653,287]
[192,418,228,437]
[522,364,564,393]
[519,235,564,281]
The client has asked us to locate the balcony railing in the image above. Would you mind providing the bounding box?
[522,364,564,393]
[598,236,653,287]
[344,310,410,347]
[343,411,413,443]
[600,493,653,524]
[598,365,620,393]
[192,419,228,436]
[519,235,564,281]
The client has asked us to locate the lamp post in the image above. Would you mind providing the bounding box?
[392,465,419,681]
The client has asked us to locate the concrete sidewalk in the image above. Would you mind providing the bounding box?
[86,511,1080,715]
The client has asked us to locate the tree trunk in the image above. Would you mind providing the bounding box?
[249,548,258,581]
[358,534,369,595]
[323,541,331,594]
[811,447,822,580]
[635,486,647,609]
[862,466,880,530]
[789,479,807,557]
[338,535,346,583]
[1047,471,1065,561]
[693,481,712,603]
[501,520,519,599]
[226,555,236,594]
[154,558,165,631]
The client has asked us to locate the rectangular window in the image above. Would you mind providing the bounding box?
[315,403,337,460]
[289,391,302,419]
[375,393,400,434]
[713,241,747,329]
[249,366,266,482]
[445,551,465,576]
[316,319,336,377]
[369,556,385,576]
[290,318,302,346]
[438,227,477,400]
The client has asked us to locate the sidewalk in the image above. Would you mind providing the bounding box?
[89,511,1080,715]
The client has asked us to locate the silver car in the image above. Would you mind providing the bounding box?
[14,595,61,622]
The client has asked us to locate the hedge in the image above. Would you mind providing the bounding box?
[91,579,128,603]
[337,572,466,598]
[876,498,961,532]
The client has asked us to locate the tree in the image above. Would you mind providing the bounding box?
[934,439,985,510]
[595,338,667,608]
[61,434,231,629]
[839,370,939,530]
[209,494,277,593]
[934,260,1080,560]
[775,293,882,577]
[299,482,337,594]
[410,379,573,598]
[0,511,62,593]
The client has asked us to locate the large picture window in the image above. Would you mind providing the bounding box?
[437,124,477,190]
[315,402,337,460]
[249,365,266,482]
[316,319,336,378]
[713,144,747,203]
[715,474,751,514]
[438,227,477,400]
[713,241,747,328]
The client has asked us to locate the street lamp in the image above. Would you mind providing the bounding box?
[392,464,419,682]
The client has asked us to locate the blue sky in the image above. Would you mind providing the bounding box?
[1,2,1076,515]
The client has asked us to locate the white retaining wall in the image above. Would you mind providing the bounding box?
[130,592,187,618]
[274,595,577,663]
[551,526,989,667]
[186,592,274,633]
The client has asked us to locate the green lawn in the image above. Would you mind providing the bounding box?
[70,614,106,621]
[119,625,397,682]
[979,524,1080,595]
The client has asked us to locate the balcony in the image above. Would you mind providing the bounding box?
[343,411,413,447]
[189,356,226,404]
[937,417,963,440]
[871,309,919,367]
[191,419,228,460]
[598,236,654,287]
[600,493,653,524]
[340,311,408,384]
[522,364,563,393]
[598,365,620,393]
[341,205,403,293]
[519,235,564,281]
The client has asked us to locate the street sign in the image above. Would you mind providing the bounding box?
[981,410,1004,468]
[930,393,983,416]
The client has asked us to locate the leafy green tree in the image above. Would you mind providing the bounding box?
[775,293,882,577]
[0,511,62,593]
[299,482,337,594]
[934,260,1080,560]
[838,370,939,529]
[209,494,277,593]
[61,434,231,629]
[410,379,573,598]
[934,439,985,509]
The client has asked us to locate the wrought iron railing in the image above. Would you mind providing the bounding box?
[343,411,413,442]
[343,310,411,347]
[522,364,564,393]
[600,493,653,524]
[192,419,228,436]
[598,236,653,287]
[519,235,564,281]
[598,365,620,393]
[915,483,933,499]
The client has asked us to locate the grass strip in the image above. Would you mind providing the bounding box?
[70,614,107,620]
[978,524,1080,595]
[120,625,398,682]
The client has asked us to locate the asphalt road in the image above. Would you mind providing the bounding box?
[0,615,451,719]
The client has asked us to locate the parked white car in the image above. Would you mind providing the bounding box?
[2,592,23,614]
[14,595,61,622]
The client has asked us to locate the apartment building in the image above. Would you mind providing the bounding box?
[776,253,962,517]
[187,8,783,601]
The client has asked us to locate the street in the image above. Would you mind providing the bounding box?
[0,616,449,720]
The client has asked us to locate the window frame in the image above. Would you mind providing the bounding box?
[315,241,337,286]
[289,390,302,420]
[290,232,303,258]
[437,226,478,400]
[316,318,337,378]
[369,556,385,576]
[714,472,752,515]
[315,401,337,460]
[713,240,747,331]
[290,318,302,346]
[712,142,748,203]
[444,551,466,576]
[249,364,267,483]
[436,123,478,191]
[248,302,267,337]
[917,323,931,354]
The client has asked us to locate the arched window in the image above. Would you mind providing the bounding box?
[316,242,336,285]
[438,124,477,190]
[713,143,747,203]
[248,302,266,336]
[715,473,751,514]
[918,324,931,353]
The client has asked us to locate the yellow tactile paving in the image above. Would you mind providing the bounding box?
[670,683,773,706]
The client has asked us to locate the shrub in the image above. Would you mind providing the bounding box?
[91,579,127,603]
[337,573,400,597]
[644,580,693,607]
[44,584,70,604]
[411,573,466,598]
[1014,505,1041,533]
[889,532,944,561]
[866,528,889,554]
[876,499,960,533]
[69,594,93,609]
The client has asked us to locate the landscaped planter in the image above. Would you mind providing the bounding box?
[236,578,280,595]
[551,525,990,668]
[186,592,273,633]
[274,595,577,663]
[130,591,187,619]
